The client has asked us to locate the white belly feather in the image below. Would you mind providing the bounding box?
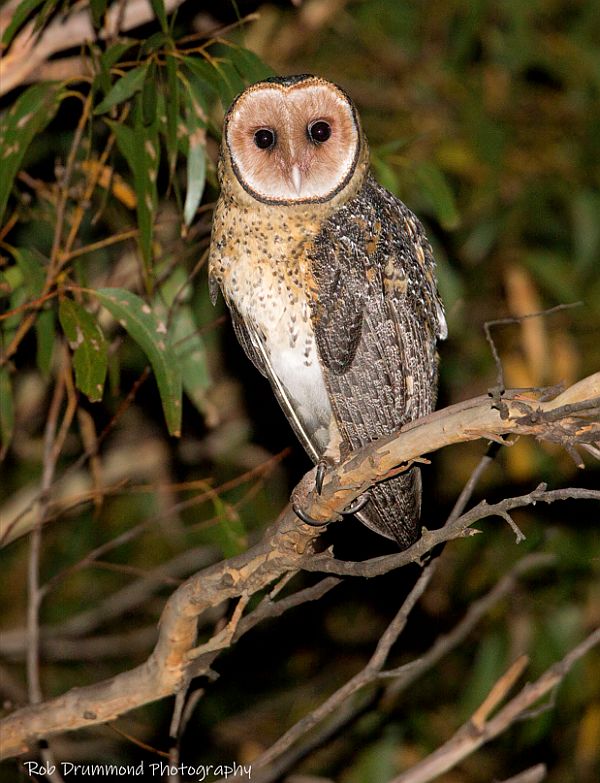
[231,262,336,456]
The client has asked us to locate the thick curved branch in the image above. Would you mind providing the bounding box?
[1,374,598,758]
[295,372,599,524]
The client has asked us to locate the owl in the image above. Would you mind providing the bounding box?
[208,74,446,549]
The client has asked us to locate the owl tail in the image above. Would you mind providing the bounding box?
[355,466,422,549]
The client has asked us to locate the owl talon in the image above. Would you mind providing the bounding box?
[292,503,330,528]
[315,461,328,495]
[342,494,369,515]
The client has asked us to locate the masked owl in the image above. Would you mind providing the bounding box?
[208,74,446,549]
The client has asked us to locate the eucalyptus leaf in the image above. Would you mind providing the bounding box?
[100,40,138,71]
[89,0,107,29]
[183,88,207,226]
[414,161,460,230]
[210,493,247,558]
[58,299,108,403]
[35,309,55,378]
[94,64,148,115]
[165,54,180,178]
[149,0,168,32]
[227,46,275,83]
[107,115,160,274]
[213,59,246,109]
[96,288,182,436]
[1,0,46,47]
[171,305,211,416]
[0,367,14,457]
[183,57,221,96]
[0,83,64,224]
[11,247,46,295]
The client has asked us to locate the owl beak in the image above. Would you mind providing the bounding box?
[290,165,303,196]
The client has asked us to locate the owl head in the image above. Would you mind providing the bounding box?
[221,74,369,206]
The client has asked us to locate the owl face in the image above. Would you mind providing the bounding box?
[223,75,364,205]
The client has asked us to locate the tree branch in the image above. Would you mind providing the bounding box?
[1,375,598,758]
[389,628,600,783]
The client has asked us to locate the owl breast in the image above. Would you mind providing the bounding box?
[210,201,339,458]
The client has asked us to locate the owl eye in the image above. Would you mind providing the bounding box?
[308,120,332,144]
[254,128,276,150]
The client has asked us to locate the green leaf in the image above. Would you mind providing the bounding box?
[36,308,55,378]
[371,154,400,196]
[0,367,14,458]
[227,46,275,83]
[183,56,221,96]
[572,189,600,273]
[94,64,148,114]
[96,288,182,436]
[184,141,206,226]
[141,62,158,127]
[140,32,169,55]
[0,83,64,224]
[165,54,180,178]
[213,59,246,109]
[107,115,160,274]
[183,88,207,226]
[210,493,247,558]
[89,0,107,29]
[100,39,138,71]
[11,247,46,295]
[149,0,168,32]
[1,0,46,48]
[59,299,108,403]
[172,305,211,416]
[413,161,460,230]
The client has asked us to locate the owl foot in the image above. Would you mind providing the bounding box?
[342,494,369,515]
[292,504,329,527]
[292,493,369,528]
[315,460,328,495]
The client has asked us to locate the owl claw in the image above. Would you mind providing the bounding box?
[292,503,330,528]
[315,461,328,495]
[342,494,369,515]
[293,493,369,528]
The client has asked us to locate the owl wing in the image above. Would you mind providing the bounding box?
[308,175,445,545]
[224,300,321,463]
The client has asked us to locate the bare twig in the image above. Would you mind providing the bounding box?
[389,628,600,783]
[497,764,547,783]
[483,302,582,393]
[27,354,69,782]
[244,562,438,779]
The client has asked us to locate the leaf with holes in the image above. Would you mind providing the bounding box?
[59,299,108,403]
[96,288,182,436]
[0,83,65,224]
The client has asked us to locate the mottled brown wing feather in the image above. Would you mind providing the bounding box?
[309,174,444,546]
